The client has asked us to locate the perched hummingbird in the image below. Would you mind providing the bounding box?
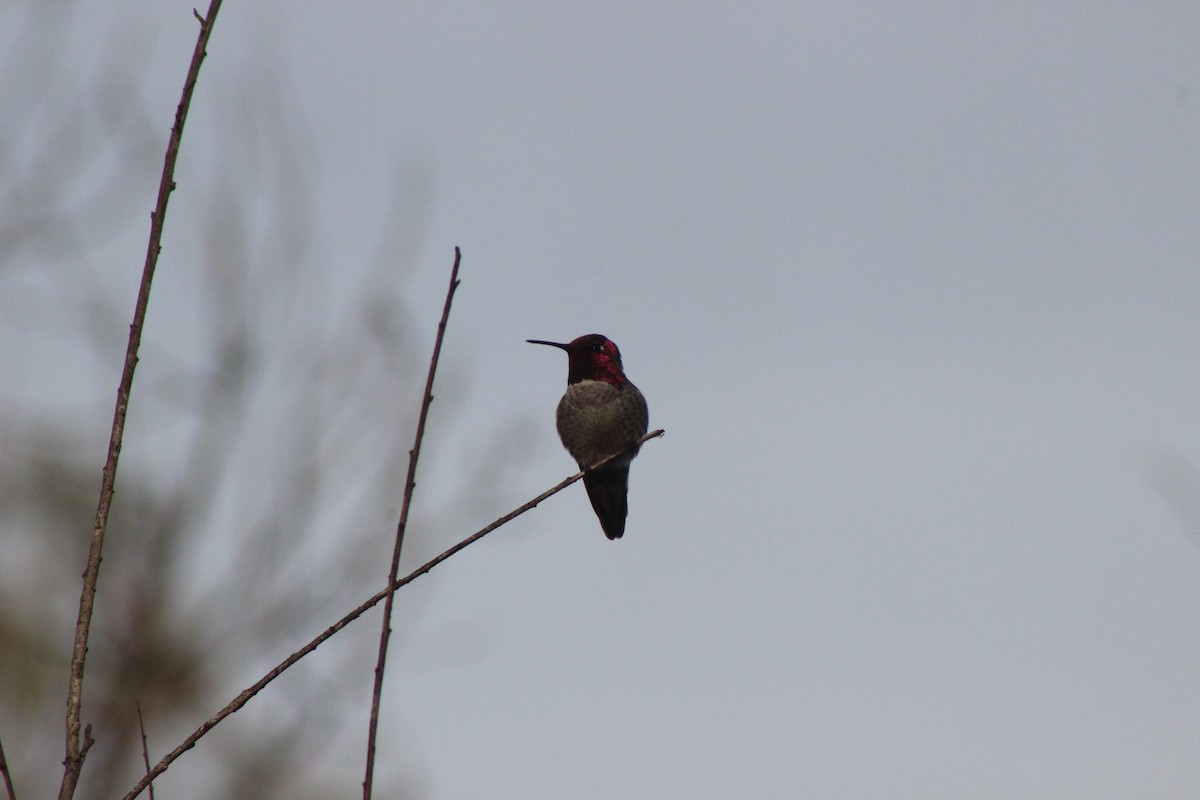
[527,334,649,540]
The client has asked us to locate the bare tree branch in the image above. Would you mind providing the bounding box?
[0,732,17,800]
[58,3,224,799]
[135,703,155,800]
[120,428,664,800]
[363,248,462,799]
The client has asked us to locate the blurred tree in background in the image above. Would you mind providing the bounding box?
[0,5,529,797]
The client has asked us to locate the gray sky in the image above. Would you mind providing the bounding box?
[5,2,1200,797]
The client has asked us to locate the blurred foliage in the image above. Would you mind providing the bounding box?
[0,4,531,798]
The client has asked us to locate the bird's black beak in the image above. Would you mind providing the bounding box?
[526,339,570,351]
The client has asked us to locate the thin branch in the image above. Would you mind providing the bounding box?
[119,428,664,800]
[58,4,223,799]
[0,732,17,800]
[363,247,461,799]
[135,704,155,800]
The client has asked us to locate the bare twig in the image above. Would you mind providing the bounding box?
[0,732,17,800]
[119,428,664,800]
[135,704,155,800]
[363,248,461,799]
[57,4,223,799]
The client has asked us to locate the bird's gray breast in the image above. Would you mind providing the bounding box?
[555,380,649,469]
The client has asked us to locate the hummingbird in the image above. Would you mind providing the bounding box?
[527,334,649,540]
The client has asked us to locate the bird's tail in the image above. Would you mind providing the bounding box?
[582,464,630,540]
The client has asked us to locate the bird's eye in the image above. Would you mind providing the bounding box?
[591,343,604,352]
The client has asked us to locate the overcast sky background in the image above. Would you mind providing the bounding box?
[5,2,1200,798]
